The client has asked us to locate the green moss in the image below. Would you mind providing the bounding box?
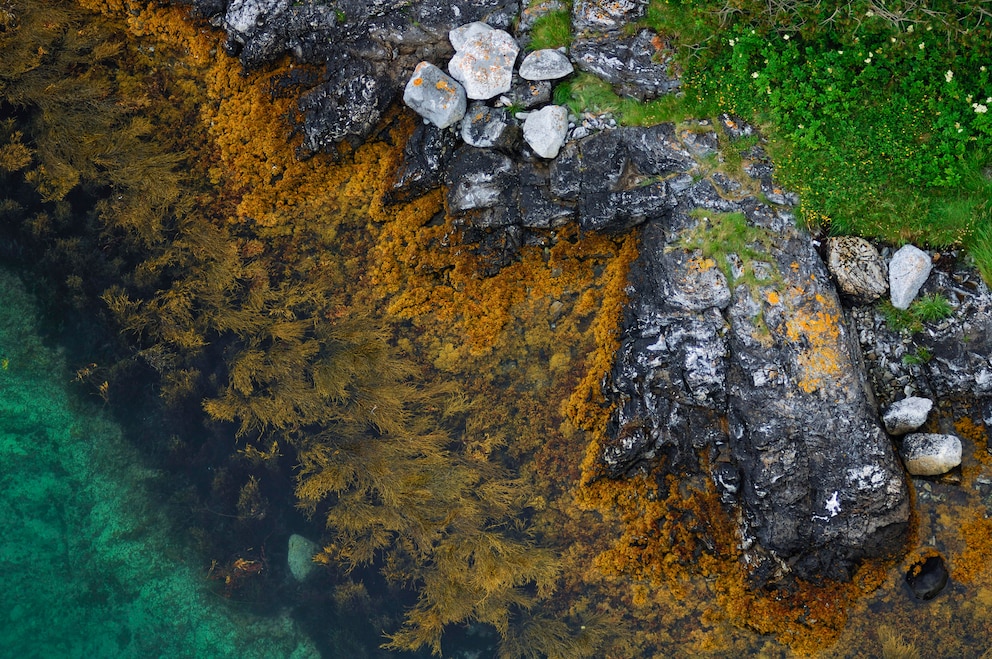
[529,9,573,50]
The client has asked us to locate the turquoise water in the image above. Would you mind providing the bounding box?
[0,269,318,658]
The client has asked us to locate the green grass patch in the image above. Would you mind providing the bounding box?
[528,9,573,50]
[553,73,718,126]
[878,293,955,334]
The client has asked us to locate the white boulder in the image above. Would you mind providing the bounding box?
[889,244,932,310]
[448,27,519,100]
[883,396,933,435]
[523,105,569,158]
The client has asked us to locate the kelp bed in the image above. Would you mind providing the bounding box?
[1,1,991,657]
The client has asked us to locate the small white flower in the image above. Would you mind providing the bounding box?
[866,9,874,16]
[752,71,760,78]
[891,37,897,43]
[945,70,954,82]
[783,34,790,40]
[865,57,872,63]
[974,103,989,114]
[729,39,736,46]
[919,42,925,50]
[907,25,914,33]
[827,67,833,73]
[987,97,991,103]
[967,95,973,102]
[982,66,988,72]
[838,50,844,55]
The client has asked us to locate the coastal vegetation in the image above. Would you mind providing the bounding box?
[642,0,992,278]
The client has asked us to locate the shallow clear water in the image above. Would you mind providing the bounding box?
[0,268,317,658]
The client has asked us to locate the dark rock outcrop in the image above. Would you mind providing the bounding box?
[182,0,520,151]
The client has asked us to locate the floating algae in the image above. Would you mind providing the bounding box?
[0,269,317,658]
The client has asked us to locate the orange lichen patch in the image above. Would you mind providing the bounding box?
[766,290,780,305]
[413,77,423,86]
[952,512,992,584]
[687,255,717,273]
[955,416,991,464]
[783,295,845,394]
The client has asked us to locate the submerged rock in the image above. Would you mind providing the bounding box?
[287,534,320,582]
[906,554,949,600]
[900,433,962,476]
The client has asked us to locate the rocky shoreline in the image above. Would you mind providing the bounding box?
[182,0,991,597]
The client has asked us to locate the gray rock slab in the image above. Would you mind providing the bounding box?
[519,49,574,81]
[827,237,888,303]
[900,433,962,476]
[889,244,933,309]
[403,61,467,129]
[448,27,519,100]
[882,397,933,435]
[523,105,569,158]
[604,188,909,586]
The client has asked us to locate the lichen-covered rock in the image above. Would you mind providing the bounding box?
[900,433,962,476]
[572,0,647,31]
[518,49,574,81]
[403,61,467,129]
[890,244,933,309]
[571,29,679,100]
[522,105,568,158]
[827,236,889,303]
[448,25,519,100]
[883,397,933,435]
